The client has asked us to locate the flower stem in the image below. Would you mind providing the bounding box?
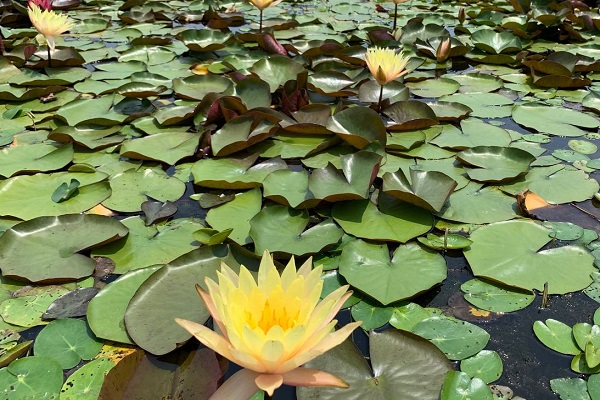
[393,3,398,31]
[377,84,384,114]
[259,9,263,33]
[47,46,52,68]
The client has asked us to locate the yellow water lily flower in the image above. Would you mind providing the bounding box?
[27,3,73,52]
[249,0,282,11]
[365,46,410,86]
[176,251,361,399]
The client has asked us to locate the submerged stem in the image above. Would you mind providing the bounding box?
[259,9,263,33]
[47,46,52,68]
[393,3,398,31]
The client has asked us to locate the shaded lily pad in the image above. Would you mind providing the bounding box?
[326,106,387,148]
[297,330,452,400]
[0,356,63,399]
[124,245,258,355]
[384,101,439,131]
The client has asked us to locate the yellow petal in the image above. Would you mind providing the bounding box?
[195,284,228,340]
[231,348,268,372]
[209,368,261,400]
[280,256,297,290]
[282,367,349,388]
[174,318,235,361]
[255,374,284,396]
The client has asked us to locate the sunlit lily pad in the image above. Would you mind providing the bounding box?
[332,193,433,243]
[512,103,600,137]
[457,146,535,183]
[340,240,446,305]
[461,279,535,312]
[0,214,127,282]
[465,220,595,294]
[91,216,203,274]
[382,168,457,212]
[0,356,63,399]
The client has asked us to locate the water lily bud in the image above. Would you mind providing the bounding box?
[436,37,451,62]
[458,7,466,24]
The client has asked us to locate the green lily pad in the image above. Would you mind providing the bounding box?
[351,299,394,330]
[249,55,306,92]
[61,358,115,400]
[102,168,185,212]
[461,279,535,312]
[91,217,204,274]
[173,75,233,101]
[340,240,446,305]
[0,356,63,399]
[430,118,512,150]
[249,205,343,256]
[384,101,439,131]
[192,154,288,189]
[0,143,73,178]
[534,319,581,355]
[326,106,387,148]
[0,171,111,220]
[412,316,490,360]
[550,378,591,400]
[120,132,202,164]
[472,29,522,54]
[0,286,70,327]
[382,167,458,212]
[389,302,436,331]
[465,220,595,294]
[500,165,600,204]
[418,233,473,250]
[205,188,262,245]
[437,182,518,224]
[440,371,492,400]
[180,28,233,51]
[124,245,258,355]
[56,95,128,126]
[406,77,460,98]
[569,140,598,155]
[211,115,278,157]
[460,350,503,384]
[0,214,127,282]
[34,318,103,369]
[87,265,161,344]
[49,125,126,150]
[512,103,600,137]
[439,93,513,118]
[297,330,452,400]
[332,193,433,243]
[457,146,535,183]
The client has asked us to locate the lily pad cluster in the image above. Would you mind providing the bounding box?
[0,0,599,397]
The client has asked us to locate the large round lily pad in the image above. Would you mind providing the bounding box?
[124,245,258,355]
[0,214,128,282]
[457,146,535,183]
[297,329,452,400]
[464,220,595,294]
[0,356,63,399]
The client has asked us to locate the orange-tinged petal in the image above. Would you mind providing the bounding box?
[255,374,284,395]
[209,368,261,400]
[174,318,235,360]
[195,284,228,339]
[282,367,349,388]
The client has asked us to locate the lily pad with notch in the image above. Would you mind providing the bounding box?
[457,146,535,183]
[0,214,127,282]
[297,330,452,400]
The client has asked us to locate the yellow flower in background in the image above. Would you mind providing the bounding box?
[27,3,73,52]
[249,0,282,11]
[365,46,410,86]
[176,251,361,399]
